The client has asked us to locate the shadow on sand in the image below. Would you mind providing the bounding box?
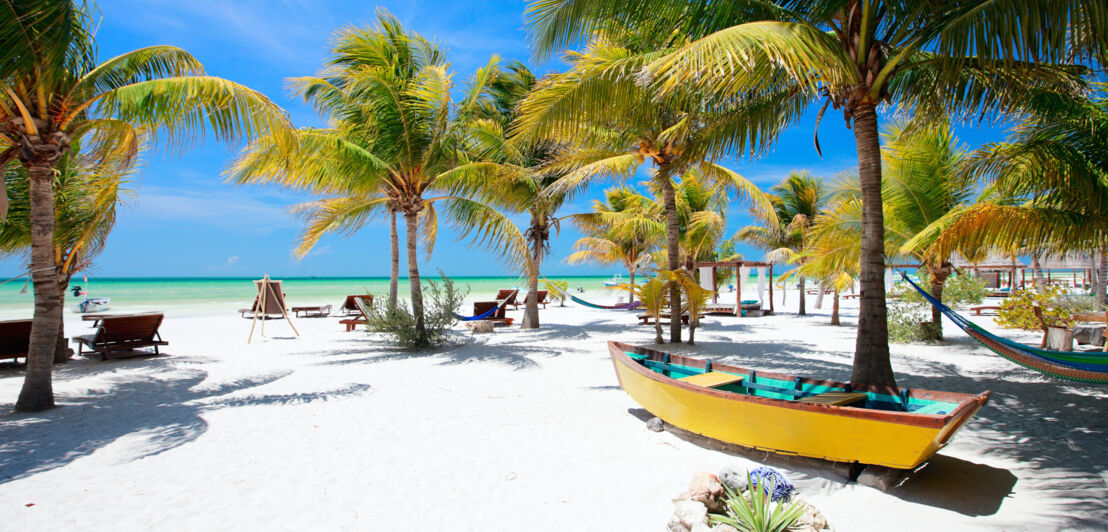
[0,357,370,485]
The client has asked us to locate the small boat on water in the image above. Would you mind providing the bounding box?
[608,341,990,469]
[603,274,623,287]
[77,297,110,313]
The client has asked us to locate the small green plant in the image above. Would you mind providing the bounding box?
[711,473,807,532]
[543,278,569,307]
[898,273,987,307]
[365,273,468,348]
[887,301,933,343]
[997,284,1071,330]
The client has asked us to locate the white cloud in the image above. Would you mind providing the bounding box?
[121,186,299,235]
[208,256,241,272]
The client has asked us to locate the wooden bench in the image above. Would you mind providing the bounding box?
[638,314,690,325]
[970,305,1001,316]
[799,391,867,406]
[340,295,373,316]
[677,371,744,388]
[74,313,168,361]
[842,294,861,299]
[0,319,31,362]
[292,305,332,318]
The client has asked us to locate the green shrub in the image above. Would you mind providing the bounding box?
[711,473,807,532]
[898,273,986,307]
[996,284,1072,330]
[365,273,467,348]
[887,302,933,343]
[543,279,569,306]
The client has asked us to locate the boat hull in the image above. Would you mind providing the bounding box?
[609,342,989,469]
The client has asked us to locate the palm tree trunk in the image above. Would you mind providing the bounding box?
[522,226,542,329]
[55,276,72,363]
[798,276,807,315]
[929,264,952,341]
[15,164,62,412]
[1031,251,1044,287]
[388,210,399,310]
[814,283,824,309]
[628,266,636,305]
[403,209,426,344]
[831,289,841,325]
[850,105,896,389]
[656,167,682,343]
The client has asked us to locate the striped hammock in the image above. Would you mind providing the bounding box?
[569,295,642,311]
[901,273,1108,383]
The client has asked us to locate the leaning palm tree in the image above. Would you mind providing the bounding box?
[514,28,785,343]
[527,0,1102,387]
[1,2,291,411]
[736,171,828,316]
[1,138,133,361]
[923,90,1108,304]
[230,13,527,345]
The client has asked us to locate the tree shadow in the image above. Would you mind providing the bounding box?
[0,359,370,484]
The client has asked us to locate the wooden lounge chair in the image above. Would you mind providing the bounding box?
[0,319,31,363]
[473,301,513,326]
[496,289,520,309]
[292,305,332,318]
[340,298,374,332]
[970,305,1001,316]
[515,290,550,309]
[74,313,168,361]
[340,294,373,316]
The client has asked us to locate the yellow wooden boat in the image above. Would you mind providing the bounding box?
[609,341,990,469]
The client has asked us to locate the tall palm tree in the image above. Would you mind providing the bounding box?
[463,61,570,329]
[1,2,291,411]
[923,90,1108,302]
[514,28,785,343]
[1,137,133,361]
[736,171,828,316]
[526,0,1102,388]
[568,186,658,303]
[230,13,527,345]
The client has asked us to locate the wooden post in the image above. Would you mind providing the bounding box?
[769,264,775,314]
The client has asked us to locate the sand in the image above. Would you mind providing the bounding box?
[1,292,1106,531]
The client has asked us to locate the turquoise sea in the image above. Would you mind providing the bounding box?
[0,275,619,318]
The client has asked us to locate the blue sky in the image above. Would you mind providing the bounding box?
[2,1,1011,278]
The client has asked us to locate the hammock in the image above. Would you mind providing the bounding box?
[901,273,1108,383]
[454,291,516,321]
[569,295,642,311]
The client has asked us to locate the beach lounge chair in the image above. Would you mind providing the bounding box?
[515,290,550,309]
[74,312,168,360]
[0,319,31,363]
[472,301,513,326]
[496,289,520,309]
[340,297,375,332]
[292,305,332,318]
[340,294,373,316]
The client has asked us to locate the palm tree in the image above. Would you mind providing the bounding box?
[798,197,862,326]
[231,13,527,345]
[736,171,828,316]
[924,91,1108,302]
[567,186,658,304]
[1,2,291,411]
[1,138,133,361]
[464,61,571,329]
[514,28,784,343]
[527,0,1102,387]
[618,276,670,344]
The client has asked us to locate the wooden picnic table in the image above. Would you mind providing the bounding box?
[970,306,1001,316]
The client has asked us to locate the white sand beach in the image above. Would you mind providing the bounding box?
[1,294,1106,531]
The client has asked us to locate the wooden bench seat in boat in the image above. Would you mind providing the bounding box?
[799,391,867,406]
[677,371,744,388]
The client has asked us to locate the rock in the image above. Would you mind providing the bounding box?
[646,417,665,432]
[667,500,708,532]
[465,320,494,333]
[690,521,715,532]
[856,465,908,492]
[710,525,739,532]
[717,465,748,493]
[793,501,831,531]
[688,472,725,513]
